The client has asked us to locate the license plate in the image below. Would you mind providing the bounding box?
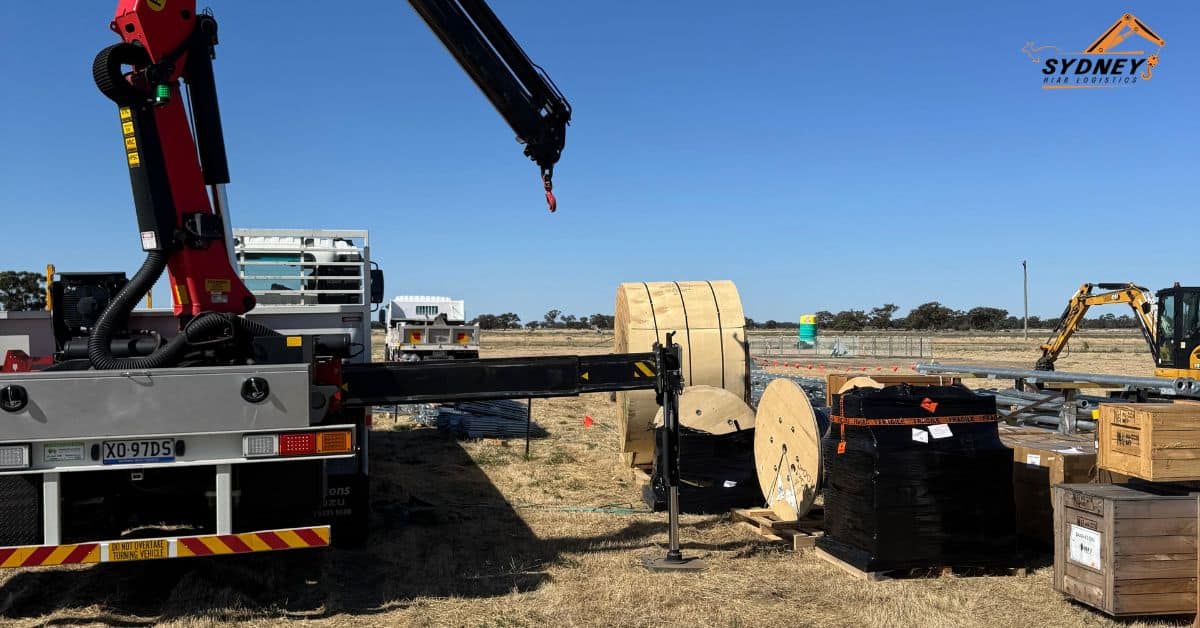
[109,539,169,562]
[101,439,175,465]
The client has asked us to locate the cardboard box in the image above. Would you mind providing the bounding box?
[1001,431,1096,545]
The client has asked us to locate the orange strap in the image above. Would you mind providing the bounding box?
[830,414,998,426]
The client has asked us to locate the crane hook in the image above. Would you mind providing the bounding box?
[542,169,557,213]
[1142,54,1158,80]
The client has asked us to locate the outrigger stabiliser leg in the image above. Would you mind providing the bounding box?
[642,333,706,572]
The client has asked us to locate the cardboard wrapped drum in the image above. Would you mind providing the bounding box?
[614,280,750,468]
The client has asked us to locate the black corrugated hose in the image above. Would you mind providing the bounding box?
[87,250,278,370]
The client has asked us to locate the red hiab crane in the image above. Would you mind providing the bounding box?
[89,0,572,367]
[0,0,676,569]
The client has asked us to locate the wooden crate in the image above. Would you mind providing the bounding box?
[1052,483,1197,616]
[1000,431,1096,545]
[1098,402,1200,482]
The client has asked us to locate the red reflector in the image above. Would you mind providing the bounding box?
[279,433,317,456]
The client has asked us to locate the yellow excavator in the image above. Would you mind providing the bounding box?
[1035,283,1200,378]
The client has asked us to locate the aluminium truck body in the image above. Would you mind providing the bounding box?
[0,229,377,567]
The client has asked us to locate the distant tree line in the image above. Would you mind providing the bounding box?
[469,310,615,330]
[746,302,1144,332]
[434,301,1147,334]
[0,271,46,311]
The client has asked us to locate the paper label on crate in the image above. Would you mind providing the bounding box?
[911,428,929,443]
[43,442,84,462]
[1068,524,1102,571]
[1026,453,1042,467]
[928,424,952,439]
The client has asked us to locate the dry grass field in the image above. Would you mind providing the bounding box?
[0,329,1187,627]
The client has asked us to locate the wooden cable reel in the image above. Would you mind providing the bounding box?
[615,280,749,467]
[754,379,824,520]
[652,385,755,434]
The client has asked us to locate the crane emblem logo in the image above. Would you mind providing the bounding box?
[1023,13,1164,89]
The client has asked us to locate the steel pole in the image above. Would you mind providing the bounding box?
[1022,260,1029,341]
[916,363,1189,394]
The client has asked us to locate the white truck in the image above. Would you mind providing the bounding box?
[0,225,665,570]
[0,229,381,562]
[383,296,480,361]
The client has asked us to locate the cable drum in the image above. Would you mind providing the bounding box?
[753,379,829,521]
[614,280,750,467]
[651,385,755,434]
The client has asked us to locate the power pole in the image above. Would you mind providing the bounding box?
[1022,260,1029,341]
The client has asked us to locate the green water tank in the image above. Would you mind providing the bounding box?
[799,314,818,345]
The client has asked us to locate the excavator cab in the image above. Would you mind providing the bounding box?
[1154,285,1200,373]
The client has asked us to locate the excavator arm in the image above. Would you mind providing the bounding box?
[1084,13,1165,80]
[1035,283,1158,371]
[1085,13,1165,53]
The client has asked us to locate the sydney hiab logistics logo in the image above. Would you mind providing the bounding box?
[1023,13,1164,89]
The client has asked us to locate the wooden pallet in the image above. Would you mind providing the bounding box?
[731,507,824,550]
[814,547,1028,582]
[629,465,652,487]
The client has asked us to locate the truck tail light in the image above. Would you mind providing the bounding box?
[0,445,29,469]
[407,330,423,344]
[243,434,278,457]
[279,433,317,456]
[455,331,472,344]
[316,431,352,454]
[243,430,354,458]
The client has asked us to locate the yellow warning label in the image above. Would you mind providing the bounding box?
[205,279,232,292]
[174,284,190,306]
[286,336,303,348]
[127,151,141,167]
[124,137,138,151]
[146,0,167,11]
[110,539,168,561]
[121,121,135,136]
[119,107,132,121]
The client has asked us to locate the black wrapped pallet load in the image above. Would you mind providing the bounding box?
[816,384,1018,572]
[643,426,760,514]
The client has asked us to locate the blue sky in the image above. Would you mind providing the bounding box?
[0,1,1195,323]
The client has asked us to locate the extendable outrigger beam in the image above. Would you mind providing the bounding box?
[342,352,660,405]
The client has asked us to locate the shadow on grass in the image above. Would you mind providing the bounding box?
[0,428,707,623]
